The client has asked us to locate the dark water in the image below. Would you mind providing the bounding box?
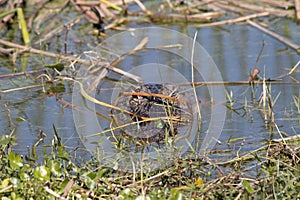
[0,12,299,164]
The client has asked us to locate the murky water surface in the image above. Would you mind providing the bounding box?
[0,8,299,164]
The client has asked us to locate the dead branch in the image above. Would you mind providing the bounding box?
[165,0,174,10]
[260,0,294,10]
[247,20,300,54]
[194,12,269,27]
[110,37,148,66]
[0,0,19,30]
[133,0,151,15]
[0,47,14,55]
[27,1,49,31]
[175,0,216,11]
[295,0,300,22]
[222,0,294,17]
[121,91,188,103]
[34,17,82,45]
[0,68,47,79]
[55,96,78,110]
[149,12,222,23]
[71,0,101,24]
[248,68,261,82]
[272,134,300,142]
[249,41,265,82]
[212,2,247,14]
[0,39,79,61]
[276,60,300,79]
[74,1,101,6]
[106,0,136,5]
[0,39,142,83]
[100,3,117,19]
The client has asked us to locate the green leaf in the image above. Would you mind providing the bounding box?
[83,175,96,190]
[58,179,71,193]
[47,160,62,177]
[96,168,110,178]
[17,8,30,46]
[45,63,65,72]
[8,152,23,170]
[20,166,30,181]
[242,180,255,194]
[170,188,183,200]
[53,124,62,147]
[15,117,26,122]
[87,172,96,180]
[57,149,71,161]
[2,178,10,187]
[0,135,13,146]
[49,83,66,94]
[156,119,166,129]
[120,188,134,198]
[0,9,17,18]
[10,177,19,186]
[34,166,51,182]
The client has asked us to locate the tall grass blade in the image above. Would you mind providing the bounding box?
[17,8,30,46]
[0,9,17,18]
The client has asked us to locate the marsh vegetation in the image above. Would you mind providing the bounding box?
[0,0,300,199]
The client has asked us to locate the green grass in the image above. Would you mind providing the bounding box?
[1,0,300,199]
[1,124,300,199]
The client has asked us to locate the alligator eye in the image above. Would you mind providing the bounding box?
[129,99,138,106]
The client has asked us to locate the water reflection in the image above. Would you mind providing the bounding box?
[0,21,299,161]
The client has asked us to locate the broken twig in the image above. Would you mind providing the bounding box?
[247,20,300,53]
[0,39,142,83]
[295,0,300,22]
[195,12,269,27]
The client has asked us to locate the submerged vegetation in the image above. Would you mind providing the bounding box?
[0,0,300,199]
